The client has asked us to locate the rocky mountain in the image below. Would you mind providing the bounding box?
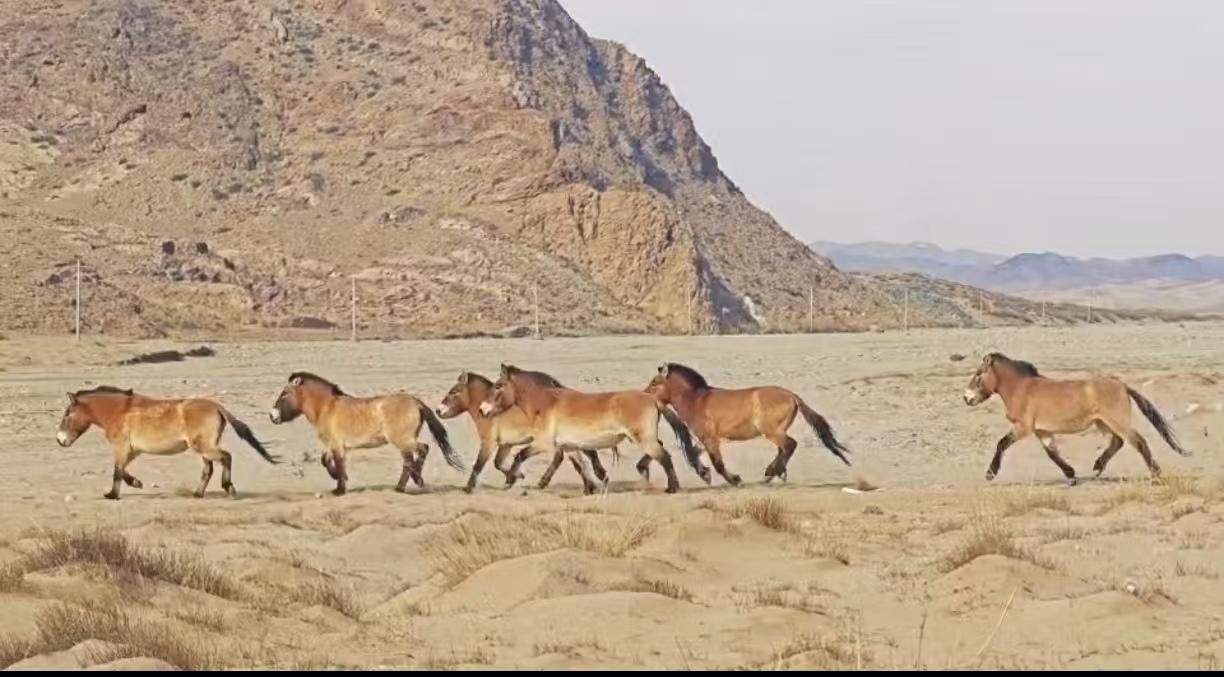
[0,0,1163,339]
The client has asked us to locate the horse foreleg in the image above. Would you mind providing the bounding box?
[702,436,740,487]
[494,444,524,486]
[104,445,133,500]
[463,441,496,494]
[330,447,349,496]
[986,430,1021,481]
[1036,432,1076,486]
[585,449,609,483]
[538,449,567,490]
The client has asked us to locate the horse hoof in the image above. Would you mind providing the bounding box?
[130,479,143,489]
[1066,478,1078,487]
[665,485,679,494]
[331,488,346,497]
[985,470,996,481]
[463,485,475,495]
[103,491,120,500]
[193,490,205,499]
[728,475,743,487]
[699,471,712,485]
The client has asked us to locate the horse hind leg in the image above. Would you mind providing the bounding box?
[410,443,429,488]
[1035,432,1077,486]
[1092,425,1125,478]
[1126,431,1162,479]
[585,449,609,483]
[195,459,214,498]
[763,433,797,483]
[645,440,680,494]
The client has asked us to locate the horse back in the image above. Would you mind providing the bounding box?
[326,393,422,439]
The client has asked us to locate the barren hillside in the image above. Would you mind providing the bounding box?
[0,0,1157,338]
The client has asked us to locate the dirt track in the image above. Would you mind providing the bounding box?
[1,323,1223,669]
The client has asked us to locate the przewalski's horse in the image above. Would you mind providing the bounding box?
[270,372,463,495]
[963,353,1190,484]
[480,364,701,494]
[498,368,612,490]
[436,371,609,493]
[56,386,279,500]
[645,363,851,485]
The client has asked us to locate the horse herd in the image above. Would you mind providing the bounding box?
[54,353,1189,500]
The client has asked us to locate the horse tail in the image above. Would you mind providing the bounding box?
[219,407,280,464]
[796,397,851,466]
[657,402,703,476]
[1127,387,1190,456]
[418,400,466,471]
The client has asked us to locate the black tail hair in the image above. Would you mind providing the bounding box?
[796,398,851,466]
[419,400,466,471]
[1127,388,1190,456]
[220,408,280,464]
[658,404,704,478]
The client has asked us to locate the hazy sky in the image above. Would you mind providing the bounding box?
[560,1,1224,258]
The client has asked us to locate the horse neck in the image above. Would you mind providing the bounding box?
[511,379,555,418]
[665,379,705,418]
[465,382,495,421]
[992,368,1029,405]
[79,394,130,431]
[299,387,335,425]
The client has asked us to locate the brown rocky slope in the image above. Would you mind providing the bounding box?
[0,0,1169,338]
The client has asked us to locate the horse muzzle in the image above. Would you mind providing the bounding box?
[478,402,497,416]
[56,431,70,447]
[269,409,283,424]
[963,390,984,406]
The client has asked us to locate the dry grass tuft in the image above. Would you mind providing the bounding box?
[729,497,794,532]
[421,646,494,669]
[20,529,243,601]
[610,575,694,602]
[430,513,656,587]
[1002,489,1070,517]
[803,529,850,565]
[940,514,1052,572]
[738,584,824,614]
[533,637,605,659]
[930,516,964,536]
[291,578,364,619]
[0,562,25,593]
[0,599,226,670]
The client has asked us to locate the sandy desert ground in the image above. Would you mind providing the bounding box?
[1,323,1223,669]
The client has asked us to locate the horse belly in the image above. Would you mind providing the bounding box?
[557,429,623,450]
[130,433,189,456]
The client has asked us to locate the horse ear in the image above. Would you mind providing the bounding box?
[66,392,76,403]
[458,371,469,384]
[658,364,667,374]
[290,375,303,386]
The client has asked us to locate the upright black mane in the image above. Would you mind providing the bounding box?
[464,372,494,388]
[988,353,1040,377]
[290,371,347,396]
[666,363,711,390]
[507,365,564,388]
[72,385,133,398]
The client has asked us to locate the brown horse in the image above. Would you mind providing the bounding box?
[435,371,609,492]
[480,364,700,494]
[644,363,851,486]
[963,353,1189,484]
[57,386,279,500]
[270,372,463,495]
